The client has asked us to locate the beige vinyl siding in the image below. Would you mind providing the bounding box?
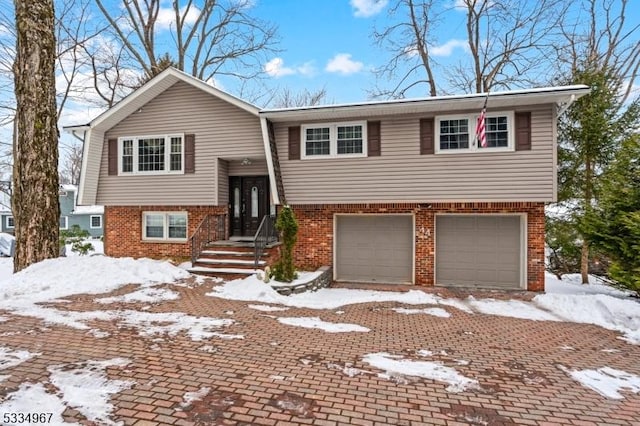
[217,159,229,205]
[228,159,269,176]
[97,81,264,205]
[276,106,555,203]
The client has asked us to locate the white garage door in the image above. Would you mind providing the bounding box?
[436,215,523,289]
[335,215,413,284]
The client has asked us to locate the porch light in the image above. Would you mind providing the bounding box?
[241,157,252,165]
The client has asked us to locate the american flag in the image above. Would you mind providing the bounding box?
[475,96,488,148]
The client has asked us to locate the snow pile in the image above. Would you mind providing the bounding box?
[95,287,179,304]
[539,273,640,344]
[362,352,479,393]
[0,256,190,307]
[48,358,134,425]
[559,365,640,400]
[209,274,470,311]
[277,317,370,333]
[392,307,451,318]
[467,297,561,321]
[0,346,39,370]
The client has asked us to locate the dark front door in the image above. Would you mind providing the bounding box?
[229,176,269,237]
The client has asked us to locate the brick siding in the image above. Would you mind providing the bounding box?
[290,202,546,291]
[104,205,227,259]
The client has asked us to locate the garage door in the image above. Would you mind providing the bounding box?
[335,215,413,284]
[436,215,522,289]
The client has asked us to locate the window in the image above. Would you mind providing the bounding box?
[302,122,367,158]
[90,215,102,229]
[119,135,183,174]
[142,212,188,241]
[6,216,14,229]
[435,112,514,153]
[60,216,68,230]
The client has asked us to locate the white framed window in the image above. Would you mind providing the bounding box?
[435,111,514,154]
[142,212,188,241]
[301,122,367,159]
[60,216,68,230]
[6,216,14,229]
[90,215,102,229]
[118,134,184,175]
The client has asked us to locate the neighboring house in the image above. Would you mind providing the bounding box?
[0,185,104,238]
[68,67,589,291]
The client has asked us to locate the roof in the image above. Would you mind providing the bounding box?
[260,85,591,122]
[65,68,260,133]
[72,205,104,215]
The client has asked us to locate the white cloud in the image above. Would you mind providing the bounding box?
[155,5,200,30]
[430,39,468,57]
[351,0,389,17]
[325,54,364,75]
[264,58,316,78]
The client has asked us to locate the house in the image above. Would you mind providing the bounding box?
[68,67,589,291]
[0,185,104,238]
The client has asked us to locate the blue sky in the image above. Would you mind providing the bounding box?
[243,0,470,103]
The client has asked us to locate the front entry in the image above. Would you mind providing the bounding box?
[229,176,269,237]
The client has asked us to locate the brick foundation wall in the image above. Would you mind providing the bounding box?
[290,202,546,291]
[104,205,227,259]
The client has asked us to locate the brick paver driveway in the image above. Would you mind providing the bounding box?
[1,277,639,425]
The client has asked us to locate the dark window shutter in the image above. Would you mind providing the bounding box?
[108,138,118,175]
[367,121,381,156]
[420,118,435,154]
[288,126,300,160]
[185,133,195,173]
[515,112,531,151]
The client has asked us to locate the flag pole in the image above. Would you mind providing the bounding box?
[475,84,490,148]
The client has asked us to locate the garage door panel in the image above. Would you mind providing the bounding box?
[336,215,413,284]
[436,215,522,289]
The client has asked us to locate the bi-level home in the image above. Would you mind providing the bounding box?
[68,68,589,291]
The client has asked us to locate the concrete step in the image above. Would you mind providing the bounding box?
[201,250,255,257]
[195,258,265,266]
[188,266,260,276]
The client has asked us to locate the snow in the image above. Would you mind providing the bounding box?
[0,383,78,426]
[559,365,640,400]
[267,270,324,288]
[48,358,134,425]
[208,274,470,311]
[392,307,451,318]
[277,316,370,333]
[248,304,290,312]
[95,287,179,304]
[180,387,210,408]
[466,297,561,321]
[539,273,640,344]
[362,352,479,393]
[0,346,39,370]
[116,311,238,341]
[72,205,105,215]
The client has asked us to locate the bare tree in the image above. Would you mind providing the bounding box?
[271,87,329,108]
[59,141,83,185]
[13,0,60,272]
[372,0,439,98]
[371,0,568,97]
[95,0,278,83]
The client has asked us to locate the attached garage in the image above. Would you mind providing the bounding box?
[335,215,413,284]
[436,215,524,289]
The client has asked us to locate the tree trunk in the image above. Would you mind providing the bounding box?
[580,240,589,284]
[12,0,59,273]
[581,156,593,284]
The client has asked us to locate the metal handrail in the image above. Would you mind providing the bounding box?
[190,213,226,264]
[253,214,277,267]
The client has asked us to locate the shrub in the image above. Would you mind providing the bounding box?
[271,206,298,282]
[60,224,94,256]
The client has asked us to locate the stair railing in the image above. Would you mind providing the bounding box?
[253,214,278,267]
[190,213,226,264]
